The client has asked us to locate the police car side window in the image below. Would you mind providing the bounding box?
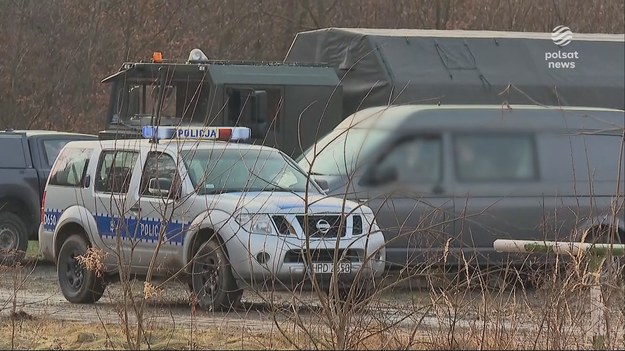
[49,147,91,187]
[139,152,180,197]
[95,150,138,194]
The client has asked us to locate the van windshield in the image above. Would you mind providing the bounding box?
[182,148,317,195]
[298,128,389,176]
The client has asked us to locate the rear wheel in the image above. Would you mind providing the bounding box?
[57,234,105,303]
[191,238,242,311]
[0,211,28,266]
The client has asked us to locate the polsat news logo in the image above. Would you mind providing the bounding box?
[545,25,578,69]
[552,25,573,46]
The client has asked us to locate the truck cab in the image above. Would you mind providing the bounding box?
[98,49,343,158]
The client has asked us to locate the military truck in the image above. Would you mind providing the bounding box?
[99,29,624,159]
[98,49,343,158]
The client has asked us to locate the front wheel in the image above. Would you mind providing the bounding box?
[191,238,242,311]
[57,234,105,303]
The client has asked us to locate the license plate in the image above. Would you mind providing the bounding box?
[311,262,352,274]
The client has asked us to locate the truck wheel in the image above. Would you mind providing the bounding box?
[0,212,28,265]
[191,238,242,311]
[57,234,105,303]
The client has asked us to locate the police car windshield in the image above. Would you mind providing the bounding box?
[298,128,388,176]
[182,148,318,195]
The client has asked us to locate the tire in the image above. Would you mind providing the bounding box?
[191,238,242,311]
[57,234,105,303]
[0,211,28,266]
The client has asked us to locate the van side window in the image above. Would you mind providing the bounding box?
[374,135,443,183]
[49,148,92,187]
[95,150,138,194]
[140,152,180,197]
[454,134,537,182]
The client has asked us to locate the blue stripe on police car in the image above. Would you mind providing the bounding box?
[44,209,189,245]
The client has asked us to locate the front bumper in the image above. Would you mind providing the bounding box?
[225,227,386,286]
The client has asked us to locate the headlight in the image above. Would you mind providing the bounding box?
[236,213,275,235]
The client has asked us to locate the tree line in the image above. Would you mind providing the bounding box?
[0,0,623,133]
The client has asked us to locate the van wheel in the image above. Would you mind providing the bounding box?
[57,235,105,303]
[191,238,242,311]
[0,212,28,266]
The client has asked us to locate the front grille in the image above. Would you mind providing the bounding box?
[284,249,360,263]
[296,215,347,238]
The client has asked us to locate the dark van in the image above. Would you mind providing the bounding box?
[298,105,625,268]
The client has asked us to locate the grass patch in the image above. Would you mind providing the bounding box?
[24,241,42,263]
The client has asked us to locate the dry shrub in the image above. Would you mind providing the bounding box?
[76,247,107,278]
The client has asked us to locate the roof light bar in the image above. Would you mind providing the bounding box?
[141,126,251,141]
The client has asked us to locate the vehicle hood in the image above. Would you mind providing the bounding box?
[212,191,364,214]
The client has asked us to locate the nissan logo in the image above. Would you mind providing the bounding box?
[315,219,331,234]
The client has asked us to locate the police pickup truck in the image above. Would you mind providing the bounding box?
[39,126,386,310]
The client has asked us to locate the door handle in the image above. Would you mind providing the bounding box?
[129,205,141,213]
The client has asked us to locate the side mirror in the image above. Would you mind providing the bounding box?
[366,166,398,186]
[148,177,181,199]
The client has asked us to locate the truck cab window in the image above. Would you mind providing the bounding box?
[113,82,211,126]
[226,87,282,135]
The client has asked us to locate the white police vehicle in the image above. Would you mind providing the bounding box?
[39,126,386,310]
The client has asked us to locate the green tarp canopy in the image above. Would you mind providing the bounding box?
[285,28,625,116]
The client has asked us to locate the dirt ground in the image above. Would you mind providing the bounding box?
[0,259,439,349]
[2,249,623,350]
